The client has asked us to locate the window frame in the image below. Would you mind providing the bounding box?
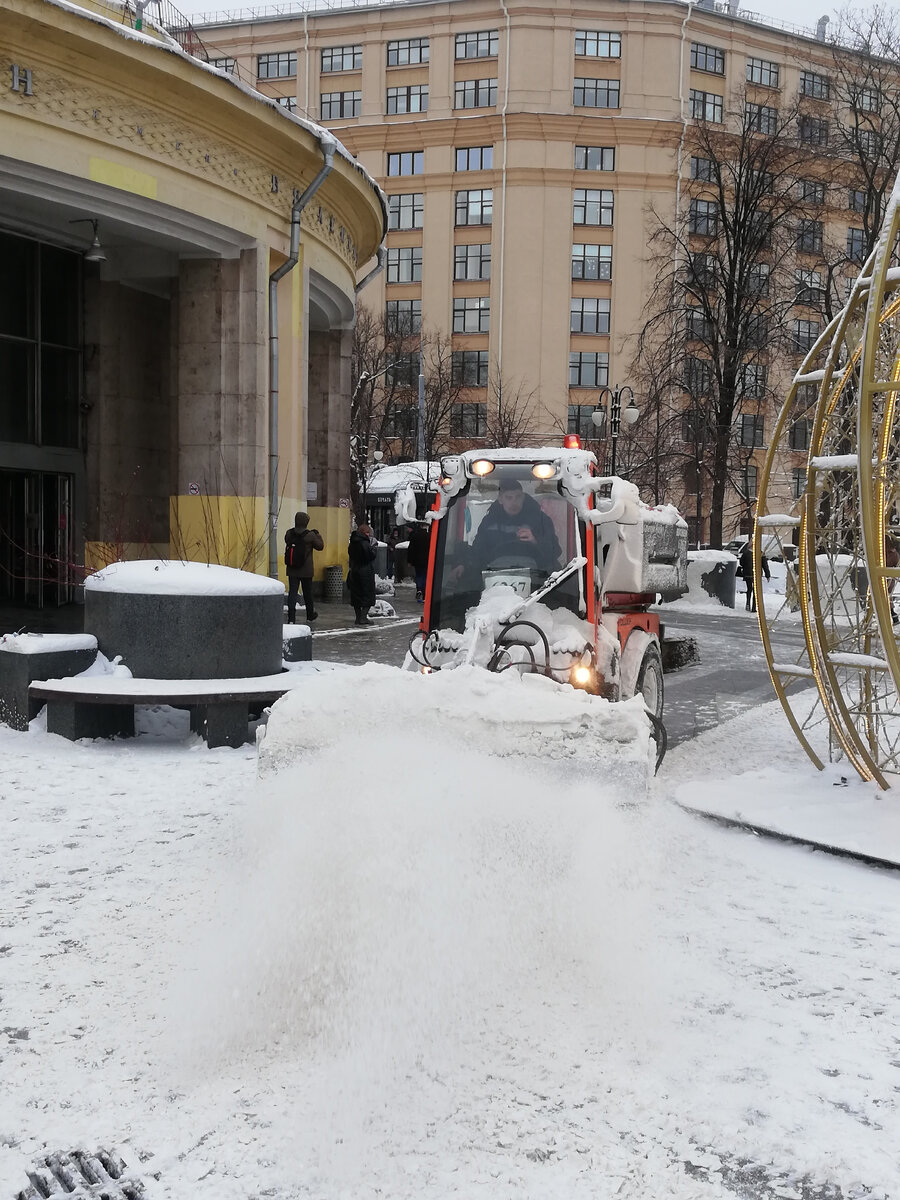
[454,78,498,109]
[799,71,830,100]
[320,90,361,119]
[386,245,423,284]
[455,188,493,226]
[574,145,616,171]
[455,30,499,60]
[387,192,425,231]
[452,295,491,334]
[689,89,724,123]
[571,243,613,280]
[451,350,490,387]
[690,42,725,75]
[746,57,780,88]
[455,146,494,171]
[320,45,362,73]
[573,188,614,226]
[570,296,611,335]
[385,298,422,336]
[573,77,620,109]
[450,402,488,437]
[386,37,429,67]
[453,242,492,281]
[568,353,610,389]
[574,30,622,59]
[257,51,297,79]
[387,84,429,114]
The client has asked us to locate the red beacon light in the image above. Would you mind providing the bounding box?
[563,433,582,449]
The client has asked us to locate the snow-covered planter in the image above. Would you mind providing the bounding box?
[369,598,396,618]
[85,560,285,679]
[682,550,738,608]
[375,575,395,596]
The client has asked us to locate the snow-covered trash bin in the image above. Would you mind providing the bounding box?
[282,625,312,663]
[0,632,97,730]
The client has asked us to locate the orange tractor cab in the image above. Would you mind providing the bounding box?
[404,445,688,760]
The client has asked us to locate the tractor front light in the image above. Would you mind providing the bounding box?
[470,459,495,476]
[532,463,556,480]
[570,664,594,688]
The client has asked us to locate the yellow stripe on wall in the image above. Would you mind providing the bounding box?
[89,157,157,199]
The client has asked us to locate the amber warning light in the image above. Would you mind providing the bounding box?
[563,434,582,449]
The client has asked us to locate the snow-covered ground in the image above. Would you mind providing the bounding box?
[1,669,897,1199]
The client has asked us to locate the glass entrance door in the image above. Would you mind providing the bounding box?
[0,469,75,608]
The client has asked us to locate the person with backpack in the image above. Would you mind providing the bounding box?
[284,511,324,623]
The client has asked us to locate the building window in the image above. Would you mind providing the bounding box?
[574,31,622,58]
[454,243,491,280]
[277,96,297,111]
[320,91,361,119]
[569,352,610,388]
[689,198,719,237]
[793,319,820,351]
[857,129,878,157]
[455,30,499,59]
[573,189,614,226]
[792,467,807,498]
[853,85,881,114]
[387,151,424,176]
[383,406,417,438]
[789,420,811,451]
[800,178,825,205]
[385,299,422,335]
[740,362,767,399]
[690,155,716,181]
[387,354,421,387]
[573,78,620,109]
[737,413,764,447]
[746,313,768,349]
[257,51,296,79]
[454,78,497,108]
[210,56,236,73]
[575,145,615,171]
[796,268,824,305]
[747,262,770,297]
[743,464,758,500]
[321,45,361,73]
[797,219,823,254]
[746,57,779,88]
[686,307,712,341]
[450,402,487,437]
[799,70,830,100]
[570,297,611,335]
[849,188,867,214]
[568,404,599,435]
[0,232,81,448]
[572,243,612,280]
[689,251,716,285]
[453,296,490,333]
[690,43,725,75]
[684,357,713,395]
[455,189,492,225]
[452,350,490,386]
[387,84,428,114]
[690,89,724,123]
[746,102,779,135]
[456,146,493,170]
[847,227,866,263]
[386,246,423,283]
[799,116,829,145]
[795,383,818,410]
[388,193,424,231]
[387,37,429,66]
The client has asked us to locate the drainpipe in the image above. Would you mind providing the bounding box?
[268,138,335,579]
[355,246,386,294]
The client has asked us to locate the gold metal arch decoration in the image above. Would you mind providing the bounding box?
[757,180,900,789]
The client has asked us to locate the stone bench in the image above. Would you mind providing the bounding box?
[29,670,310,749]
[0,634,98,731]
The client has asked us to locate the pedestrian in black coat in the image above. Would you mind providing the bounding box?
[406,522,431,601]
[347,524,377,625]
[739,541,769,613]
[284,512,324,623]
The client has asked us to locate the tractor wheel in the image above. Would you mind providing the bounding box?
[636,643,664,722]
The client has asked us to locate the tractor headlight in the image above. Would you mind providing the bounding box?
[470,459,495,476]
[570,664,594,688]
[531,463,556,480]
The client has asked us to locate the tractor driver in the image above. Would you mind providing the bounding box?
[469,477,562,574]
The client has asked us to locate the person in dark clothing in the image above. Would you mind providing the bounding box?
[406,522,432,602]
[347,524,377,625]
[739,541,769,613]
[471,479,562,574]
[284,511,324,623]
[386,526,401,581]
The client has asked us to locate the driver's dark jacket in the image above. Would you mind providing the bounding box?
[471,493,562,572]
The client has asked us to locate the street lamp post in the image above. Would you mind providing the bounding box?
[590,385,640,476]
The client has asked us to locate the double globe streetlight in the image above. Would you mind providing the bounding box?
[590,385,640,476]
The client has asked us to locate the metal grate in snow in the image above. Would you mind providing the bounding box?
[16,1149,146,1200]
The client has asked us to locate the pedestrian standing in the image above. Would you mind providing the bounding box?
[347,523,377,625]
[739,540,769,613]
[406,521,431,602]
[284,512,324,624]
[386,525,401,581]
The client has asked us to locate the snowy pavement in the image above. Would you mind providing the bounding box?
[1,670,898,1200]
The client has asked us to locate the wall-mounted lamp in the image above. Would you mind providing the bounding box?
[70,218,107,263]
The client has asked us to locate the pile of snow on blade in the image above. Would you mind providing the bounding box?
[258,661,650,774]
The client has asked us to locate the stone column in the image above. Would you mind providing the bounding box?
[173,245,267,570]
[307,325,353,572]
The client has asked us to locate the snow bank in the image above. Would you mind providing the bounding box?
[0,632,96,655]
[85,560,284,597]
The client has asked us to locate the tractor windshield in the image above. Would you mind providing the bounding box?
[429,462,581,632]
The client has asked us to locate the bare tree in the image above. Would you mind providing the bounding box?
[632,86,821,546]
[484,365,538,447]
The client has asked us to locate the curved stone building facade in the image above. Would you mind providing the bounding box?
[0,0,385,617]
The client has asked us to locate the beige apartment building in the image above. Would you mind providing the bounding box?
[199,0,867,542]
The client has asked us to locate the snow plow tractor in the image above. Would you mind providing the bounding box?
[404,445,688,767]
